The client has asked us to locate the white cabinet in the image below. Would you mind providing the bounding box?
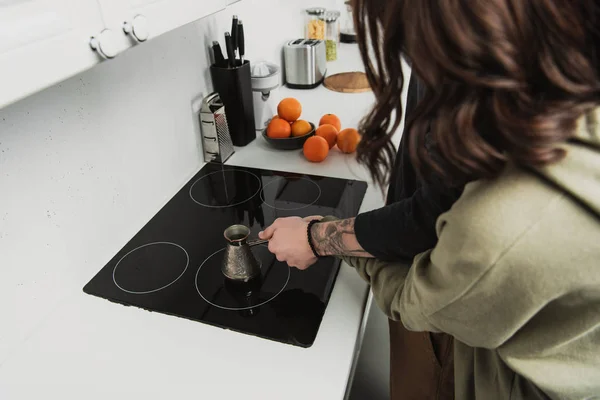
[0,0,228,109]
[0,0,105,108]
[96,0,227,52]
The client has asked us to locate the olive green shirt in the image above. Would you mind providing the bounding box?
[340,108,600,399]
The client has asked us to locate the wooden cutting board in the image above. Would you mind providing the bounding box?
[323,72,371,93]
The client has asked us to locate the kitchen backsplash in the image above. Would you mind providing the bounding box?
[0,0,341,363]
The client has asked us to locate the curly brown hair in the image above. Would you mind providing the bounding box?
[353,0,600,186]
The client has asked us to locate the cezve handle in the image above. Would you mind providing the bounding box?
[247,238,268,247]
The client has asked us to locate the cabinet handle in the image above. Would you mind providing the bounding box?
[123,15,150,42]
[89,29,119,59]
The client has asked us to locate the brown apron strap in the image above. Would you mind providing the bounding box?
[389,319,455,400]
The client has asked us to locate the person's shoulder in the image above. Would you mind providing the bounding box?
[456,163,559,214]
[436,163,563,253]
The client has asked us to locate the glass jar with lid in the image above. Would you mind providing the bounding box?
[305,7,326,40]
[341,1,357,43]
[320,11,341,61]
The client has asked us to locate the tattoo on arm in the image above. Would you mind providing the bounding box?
[311,218,373,257]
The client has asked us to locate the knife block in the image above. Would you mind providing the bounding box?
[210,60,256,147]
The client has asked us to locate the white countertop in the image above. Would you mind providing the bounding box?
[0,44,406,400]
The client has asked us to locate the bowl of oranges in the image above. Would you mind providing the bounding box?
[263,97,362,162]
[262,98,315,150]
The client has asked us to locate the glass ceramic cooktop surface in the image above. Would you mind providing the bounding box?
[84,163,367,347]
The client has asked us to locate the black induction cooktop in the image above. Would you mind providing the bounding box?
[84,163,367,347]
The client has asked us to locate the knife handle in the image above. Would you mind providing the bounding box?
[238,20,245,64]
[231,15,239,57]
[212,40,225,67]
[224,32,235,68]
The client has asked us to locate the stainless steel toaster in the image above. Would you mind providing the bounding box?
[284,39,327,89]
[199,93,234,163]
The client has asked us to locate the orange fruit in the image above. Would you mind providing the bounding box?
[337,128,361,153]
[267,119,292,138]
[291,120,313,137]
[315,124,338,149]
[303,136,329,162]
[319,114,342,132]
[277,98,302,122]
[271,115,280,121]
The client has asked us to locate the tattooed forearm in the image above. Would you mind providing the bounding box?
[311,218,373,258]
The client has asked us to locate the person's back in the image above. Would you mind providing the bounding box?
[341,108,600,399]
[260,0,600,397]
[348,0,600,397]
[412,109,600,399]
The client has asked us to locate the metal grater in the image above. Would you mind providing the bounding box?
[200,93,234,163]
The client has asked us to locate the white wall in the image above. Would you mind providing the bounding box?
[0,0,388,397]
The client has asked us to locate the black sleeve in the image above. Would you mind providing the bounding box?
[354,180,462,261]
[353,72,463,260]
[385,71,428,204]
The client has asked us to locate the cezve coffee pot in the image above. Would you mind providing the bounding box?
[222,224,267,282]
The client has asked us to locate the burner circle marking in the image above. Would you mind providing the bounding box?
[189,170,261,208]
[112,242,190,294]
[195,246,290,311]
[259,177,322,211]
